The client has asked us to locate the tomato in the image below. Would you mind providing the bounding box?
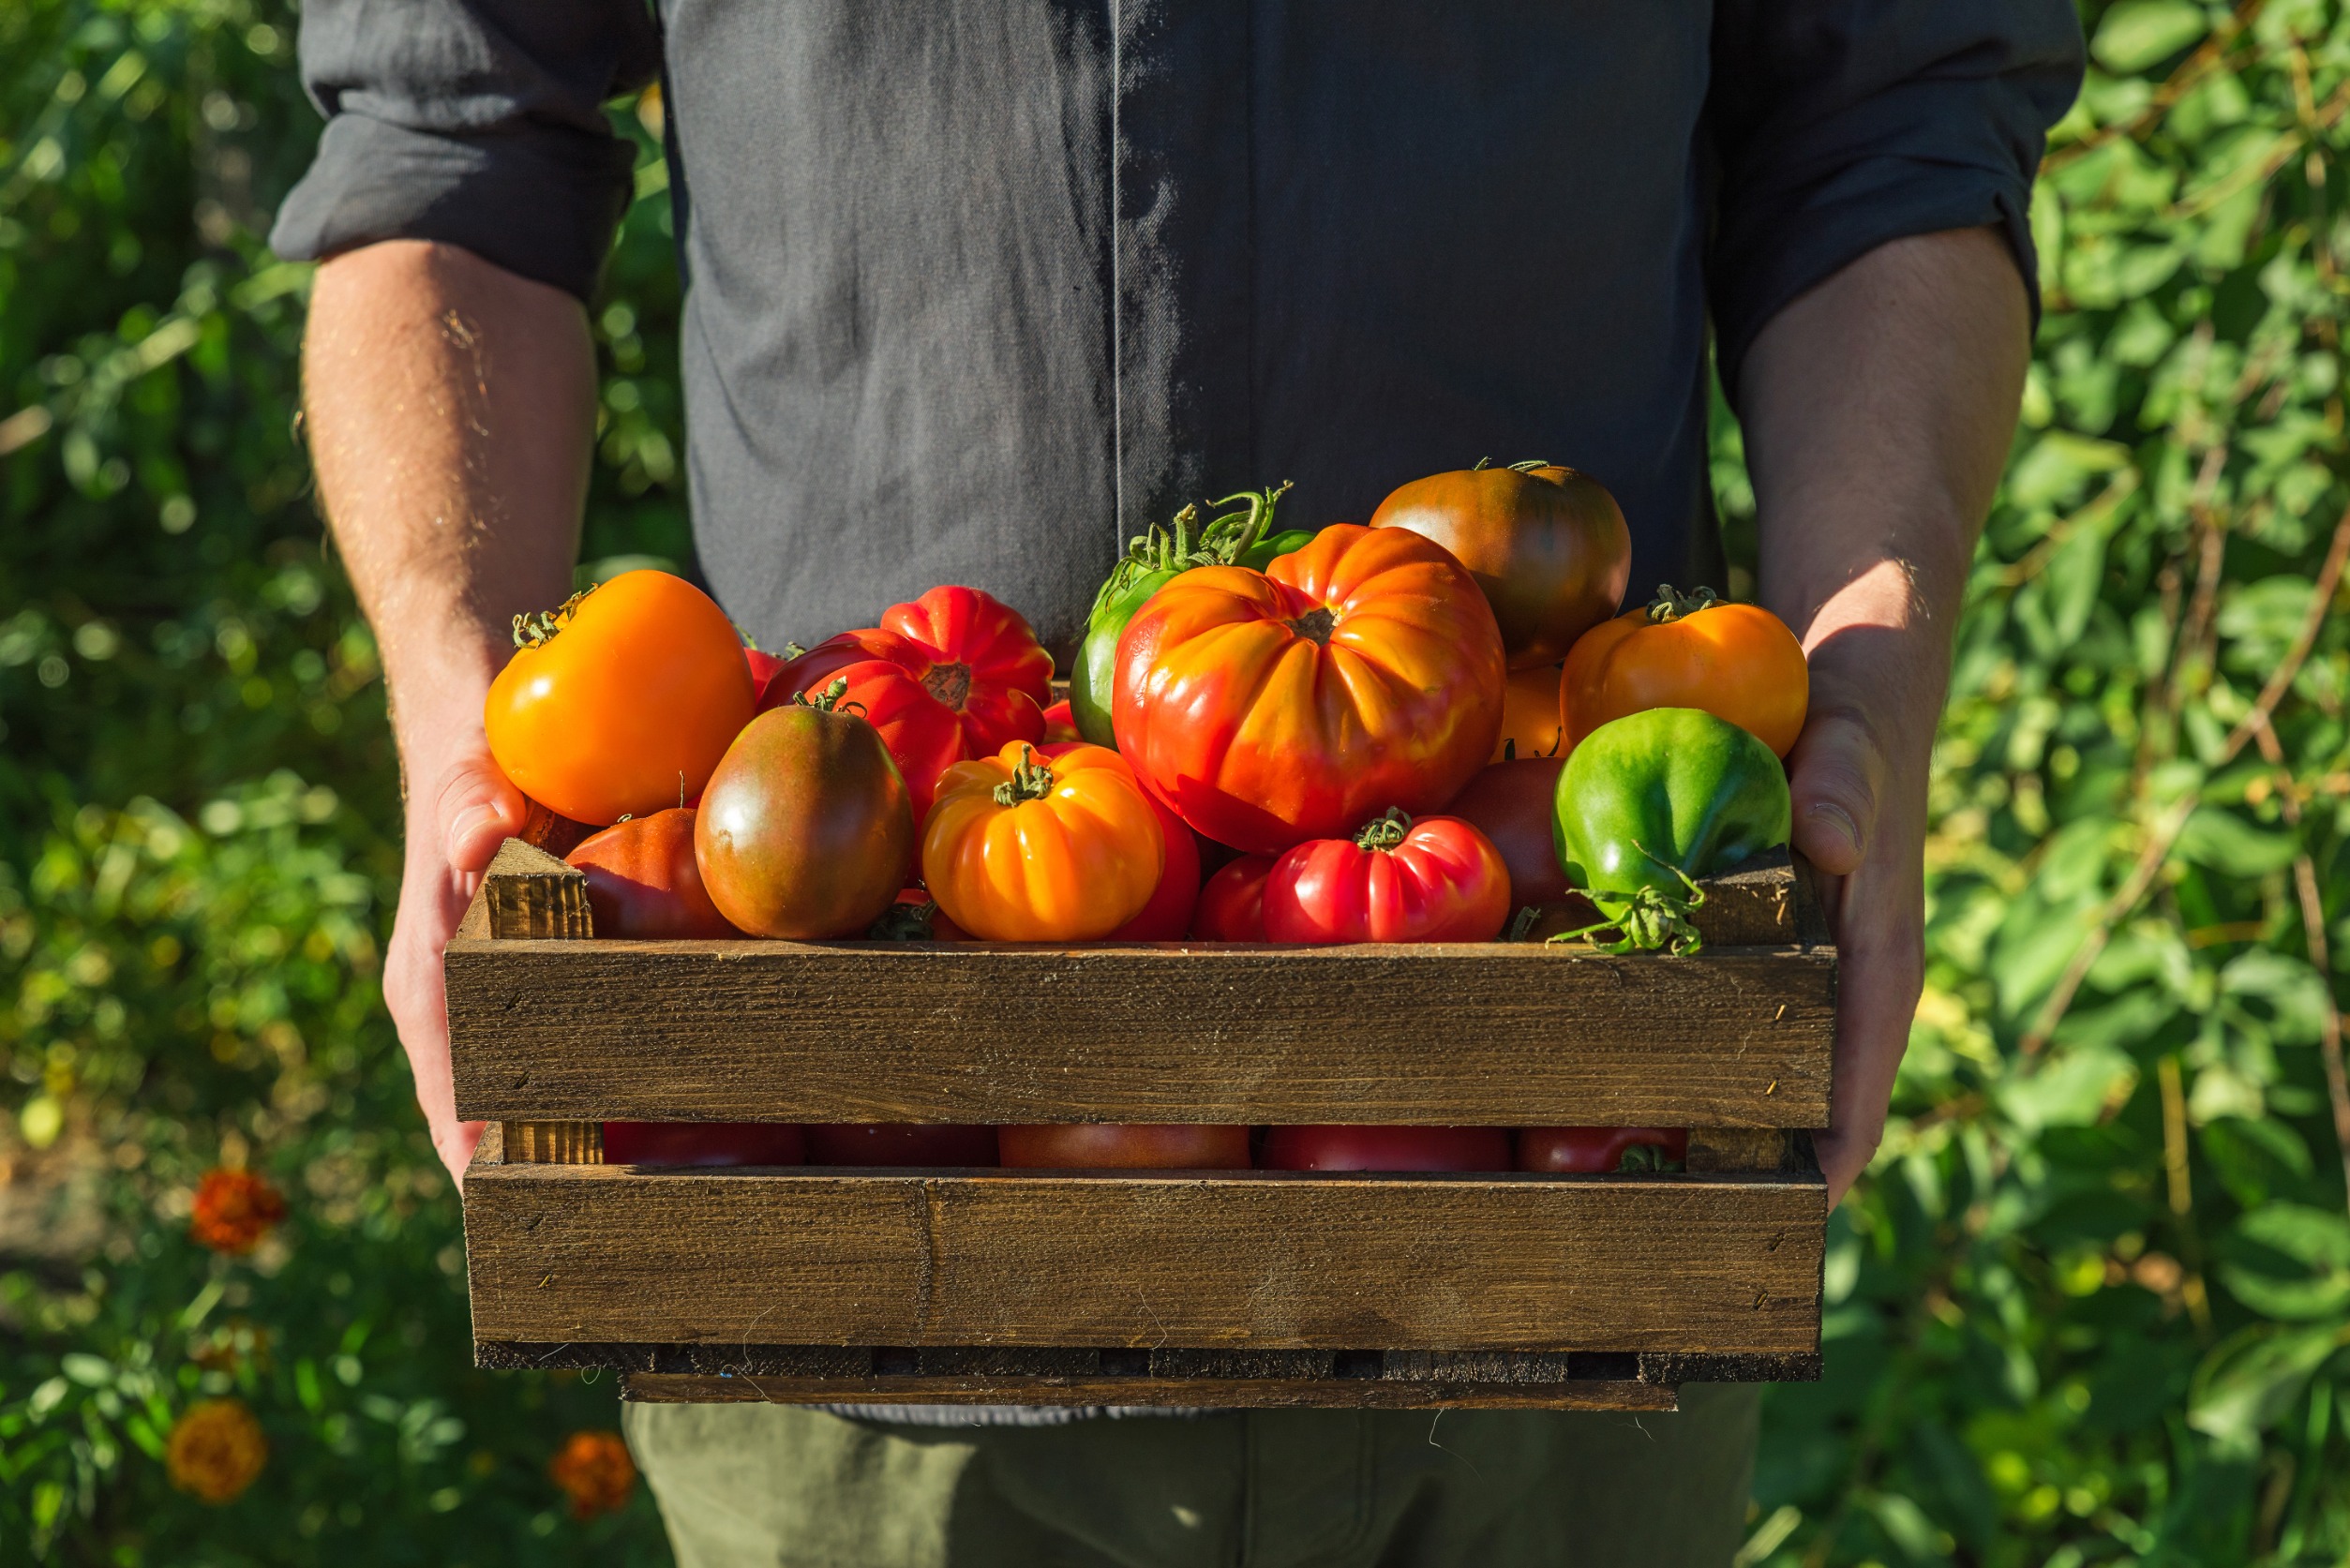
[922,742,1163,941]
[1492,665,1564,761]
[805,1124,999,1166]
[516,794,593,860]
[1517,1127,1688,1173]
[1191,855,1275,940]
[768,586,1053,822]
[998,1125,1251,1169]
[696,681,915,937]
[744,646,791,708]
[1040,698,1084,744]
[1443,759,1569,908]
[486,571,756,825]
[1036,741,1199,939]
[867,889,970,941]
[602,1122,805,1166]
[1260,1126,1512,1172]
[1262,811,1511,944]
[565,808,741,938]
[1561,585,1808,758]
[1112,524,1505,854]
[1369,461,1630,669]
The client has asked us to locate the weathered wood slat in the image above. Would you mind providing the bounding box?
[463,1167,1823,1352]
[616,1371,1678,1411]
[456,842,602,1160]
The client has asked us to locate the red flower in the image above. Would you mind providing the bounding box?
[549,1429,637,1519]
[188,1169,287,1255]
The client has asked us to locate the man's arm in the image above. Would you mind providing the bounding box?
[1739,225,2030,1203]
[305,239,597,1184]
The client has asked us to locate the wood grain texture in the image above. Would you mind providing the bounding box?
[457,839,591,941]
[463,1166,1823,1352]
[616,1371,1679,1411]
[447,941,1832,1127]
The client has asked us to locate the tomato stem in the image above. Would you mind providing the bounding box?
[991,744,1057,806]
[794,676,864,717]
[1644,583,1722,624]
[511,586,594,648]
[1353,808,1414,852]
[1547,843,1710,954]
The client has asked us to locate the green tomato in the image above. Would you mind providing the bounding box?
[1235,529,1315,573]
[1551,708,1789,949]
[1069,566,1178,747]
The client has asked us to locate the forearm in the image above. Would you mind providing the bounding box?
[305,239,594,786]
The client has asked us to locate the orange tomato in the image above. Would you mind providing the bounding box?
[1492,664,1564,761]
[486,572,755,824]
[1110,524,1505,855]
[1560,586,1807,757]
[921,741,1164,941]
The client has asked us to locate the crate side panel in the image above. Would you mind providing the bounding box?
[463,1168,1823,1353]
[447,944,1833,1127]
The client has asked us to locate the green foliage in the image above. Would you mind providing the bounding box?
[2,0,2345,1563]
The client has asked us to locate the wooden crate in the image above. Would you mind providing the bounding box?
[449,840,1834,1411]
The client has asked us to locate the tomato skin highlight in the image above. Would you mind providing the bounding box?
[602,1122,805,1167]
[1561,590,1808,758]
[1111,524,1505,855]
[1444,760,1570,909]
[486,571,756,826]
[922,742,1164,942]
[1262,815,1512,944]
[696,700,915,938]
[1191,855,1275,940]
[804,1124,999,1166]
[768,586,1053,822]
[565,808,741,938]
[1516,1127,1689,1173]
[1260,1126,1513,1172]
[997,1124,1251,1169]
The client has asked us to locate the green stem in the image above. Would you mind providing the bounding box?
[1645,583,1722,623]
[991,745,1056,806]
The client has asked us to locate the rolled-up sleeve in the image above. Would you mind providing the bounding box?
[1706,0,2084,398]
[270,0,663,302]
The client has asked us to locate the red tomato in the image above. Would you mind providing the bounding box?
[1040,698,1084,744]
[767,587,1053,822]
[745,647,790,708]
[997,1125,1251,1169]
[1035,741,1200,939]
[804,1124,999,1166]
[1442,759,1570,908]
[1261,812,1511,944]
[602,1122,805,1167]
[1260,1126,1512,1172]
[1111,524,1505,854]
[566,808,742,938]
[1516,1127,1689,1172]
[1191,856,1275,940]
[486,571,756,825]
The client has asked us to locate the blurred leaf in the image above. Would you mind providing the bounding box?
[2187,1323,2347,1452]
[2091,0,2210,71]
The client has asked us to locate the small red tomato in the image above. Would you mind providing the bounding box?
[1191,856,1275,940]
[1516,1127,1689,1172]
[1442,759,1569,909]
[1040,698,1084,744]
[997,1125,1251,1169]
[566,809,742,938]
[745,647,791,708]
[1261,812,1511,944]
[804,1124,999,1166]
[1260,1126,1512,1172]
[602,1123,805,1166]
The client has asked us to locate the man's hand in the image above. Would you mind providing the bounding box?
[305,240,595,1187]
[1740,227,2031,1204]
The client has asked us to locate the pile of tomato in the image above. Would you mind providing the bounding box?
[485,462,1810,1177]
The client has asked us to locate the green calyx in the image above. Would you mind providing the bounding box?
[792,676,861,716]
[1548,848,1710,956]
[866,898,940,940]
[1645,583,1722,623]
[512,586,593,648]
[1469,457,1552,473]
[991,745,1056,807]
[1353,808,1414,852]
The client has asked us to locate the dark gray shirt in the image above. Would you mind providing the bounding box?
[273,1,2081,658]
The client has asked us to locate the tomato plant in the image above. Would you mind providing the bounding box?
[696,680,914,937]
[769,586,1053,821]
[804,1124,999,1166]
[1516,1127,1687,1173]
[565,808,741,938]
[1191,855,1275,940]
[1259,1126,1512,1172]
[922,742,1163,940]
[602,1122,806,1166]
[1112,523,1505,853]
[1444,759,1569,908]
[485,570,756,825]
[1262,811,1511,944]
[996,1125,1251,1169]
[1369,460,1630,668]
[1560,584,1806,757]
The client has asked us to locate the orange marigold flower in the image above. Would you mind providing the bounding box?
[548,1428,637,1519]
[189,1168,287,1255]
[166,1398,268,1503]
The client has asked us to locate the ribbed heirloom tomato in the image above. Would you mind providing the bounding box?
[486,571,756,825]
[1262,811,1512,944]
[1191,855,1275,940]
[922,742,1164,941]
[1111,524,1505,855]
[770,586,1054,822]
[1561,585,1808,757]
[1039,740,1200,939]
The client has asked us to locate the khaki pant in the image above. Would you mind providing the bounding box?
[624,1388,1759,1567]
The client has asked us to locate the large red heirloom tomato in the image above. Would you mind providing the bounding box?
[768,586,1054,821]
[1111,524,1505,855]
[1261,811,1512,944]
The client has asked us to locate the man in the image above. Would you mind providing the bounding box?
[277,3,2082,1562]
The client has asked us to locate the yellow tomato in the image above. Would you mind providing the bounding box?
[921,742,1164,941]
